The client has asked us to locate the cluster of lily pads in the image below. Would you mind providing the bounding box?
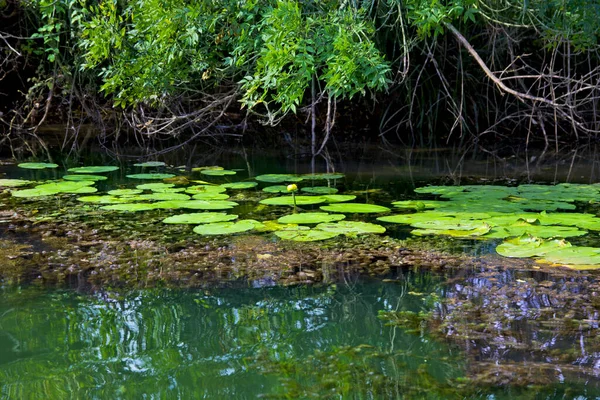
[2,164,391,242]
[378,184,600,269]
[6,163,600,268]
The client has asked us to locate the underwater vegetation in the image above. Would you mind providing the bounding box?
[5,164,600,269]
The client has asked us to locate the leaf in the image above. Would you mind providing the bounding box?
[18,162,58,169]
[68,166,119,173]
[320,203,391,214]
[277,212,345,224]
[163,212,238,224]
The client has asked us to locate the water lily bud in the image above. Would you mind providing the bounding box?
[287,184,298,192]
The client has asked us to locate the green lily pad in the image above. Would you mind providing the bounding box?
[63,174,107,181]
[322,195,356,203]
[136,183,175,191]
[162,212,238,224]
[262,185,289,194]
[320,203,390,214]
[77,195,132,204]
[100,203,157,212]
[316,221,386,235]
[12,180,97,197]
[134,161,166,167]
[411,223,491,237]
[108,189,143,196]
[200,169,237,176]
[301,186,339,194]
[302,173,345,180]
[252,220,307,232]
[255,174,304,183]
[18,162,58,169]
[126,173,176,180]
[275,229,339,242]
[191,166,223,172]
[68,166,119,173]
[152,200,238,210]
[391,200,448,210]
[137,193,191,201]
[185,185,227,194]
[496,236,571,258]
[192,193,230,200]
[259,195,326,206]
[221,182,258,190]
[150,187,186,193]
[484,223,587,239]
[277,212,345,224]
[193,220,257,235]
[377,212,453,225]
[541,246,600,265]
[410,219,488,231]
[0,179,34,187]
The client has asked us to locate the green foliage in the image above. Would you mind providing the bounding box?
[240,1,391,115]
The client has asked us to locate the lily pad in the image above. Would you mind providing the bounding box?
[126,173,176,180]
[410,219,488,231]
[0,179,34,187]
[137,193,191,201]
[193,220,257,235]
[18,162,58,169]
[484,223,587,239]
[192,193,230,200]
[316,221,386,235]
[260,196,326,206]
[162,212,238,224]
[152,200,238,210]
[68,166,119,173]
[255,174,304,183]
[221,182,258,190]
[320,203,391,214]
[100,203,157,212]
[391,200,448,210]
[12,181,97,197]
[277,212,345,224]
[252,220,307,232]
[136,183,175,191]
[322,195,356,203]
[262,185,289,194]
[541,246,600,265]
[185,185,227,194]
[301,186,339,194]
[77,195,131,204]
[134,161,166,167]
[201,169,237,176]
[63,174,107,181]
[496,236,571,258]
[108,189,143,196]
[275,229,339,242]
[302,173,345,180]
[377,212,455,225]
[411,224,491,238]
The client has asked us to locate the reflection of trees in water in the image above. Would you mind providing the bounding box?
[428,266,600,389]
[0,283,448,398]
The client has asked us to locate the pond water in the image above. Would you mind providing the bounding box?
[3,145,600,398]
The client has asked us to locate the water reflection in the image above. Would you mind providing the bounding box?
[3,267,600,397]
[0,281,460,398]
